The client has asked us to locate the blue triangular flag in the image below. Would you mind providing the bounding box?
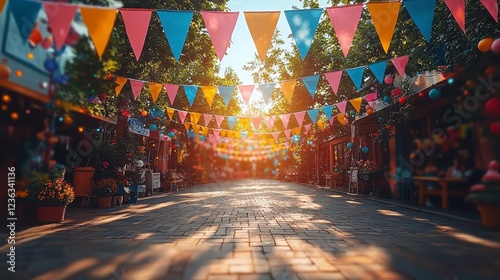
[368,61,387,84]
[227,116,237,130]
[9,0,42,43]
[284,9,323,60]
[403,0,436,42]
[307,108,319,123]
[322,105,333,121]
[258,83,276,104]
[183,85,198,106]
[346,66,365,90]
[218,86,234,106]
[302,75,320,98]
[157,11,194,61]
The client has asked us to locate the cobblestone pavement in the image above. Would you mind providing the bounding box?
[2,180,500,280]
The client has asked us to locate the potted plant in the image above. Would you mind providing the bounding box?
[36,170,75,223]
[465,160,500,230]
[93,178,118,208]
[115,171,132,205]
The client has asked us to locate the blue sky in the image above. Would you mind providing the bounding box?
[219,0,330,85]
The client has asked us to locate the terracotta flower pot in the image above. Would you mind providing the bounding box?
[477,205,500,230]
[97,196,112,208]
[37,206,66,223]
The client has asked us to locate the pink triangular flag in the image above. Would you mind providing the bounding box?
[215,115,225,128]
[272,132,280,142]
[200,11,239,61]
[164,84,179,105]
[43,3,78,50]
[324,71,343,95]
[178,110,188,124]
[329,116,335,125]
[238,85,255,104]
[120,8,152,61]
[480,0,498,23]
[280,114,291,129]
[251,117,262,130]
[364,92,378,102]
[203,114,213,126]
[326,4,363,57]
[283,129,291,139]
[129,79,144,100]
[266,116,276,130]
[368,101,376,108]
[294,111,306,127]
[443,0,466,34]
[336,101,348,115]
[304,123,312,133]
[391,55,409,77]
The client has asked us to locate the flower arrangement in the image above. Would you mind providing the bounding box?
[466,160,500,206]
[116,172,132,188]
[93,178,118,197]
[38,177,75,207]
[355,159,377,174]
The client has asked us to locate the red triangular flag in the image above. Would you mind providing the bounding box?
[324,71,343,95]
[164,84,179,105]
[364,92,378,102]
[480,0,498,23]
[443,0,466,34]
[391,55,409,77]
[326,4,363,57]
[238,85,255,104]
[200,11,239,61]
[294,111,306,127]
[120,8,152,61]
[129,79,144,100]
[43,3,78,50]
[251,117,262,130]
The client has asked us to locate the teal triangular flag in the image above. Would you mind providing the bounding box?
[284,9,323,60]
[258,83,276,104]
[9,0,42,43]
[307,108,319,123]
[302,75,320,98]
[322,105,333,121]
[403,0,435,42]
[183,85,198,106]
[368,61,387,84]
[227,116,237,130]
[346,66,365,90]
[157,11,194,61]
[218,86,234,106]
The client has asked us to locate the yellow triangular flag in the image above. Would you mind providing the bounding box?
[234,131,241,139]
[148,82,163,102]
[200,86,217,107]
[280,80,297,103]
[292,127,301,135]
[221,130,227,137]
[337,114,345,123]
[166,108,174,120]
[80,7,118,59]
[0,0,6,15]
[366,2,400,53]
[190,112,201,124]
[240,118,251,130]
[201,126,209,136]
[227,131,234,138]
[192,124,200,135]
[317,120,325,131]
[184,122,191,131]
[115,77,128,96]
[244,12,280,62]
[350,97,363,112]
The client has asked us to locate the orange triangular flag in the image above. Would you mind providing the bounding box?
[367,2,401,53]
[240,118,251,130]
[148,82,163,102]
[80,7,117,59]
[166,108,174,120]
[190,112,202,124]
[350,97,363,112]
[192,123,200,135]
[280,80,297,103]
[200,86,217,107]
[244,12,280,62]
[115,76,128,96]
[317,120,325,131]
[292,127,301,135]
[201,126,209,136]
[184,122,191,131]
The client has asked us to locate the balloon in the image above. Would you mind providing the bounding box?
[366,108,373,115]
[478,38,494,52]
[428,88,441,100]
[361,147,369,153]
[384,75,393,84]
[486,98,500,117]
[172,144,178,149]
[140,110,148,117]
[149,124,157,131]
[168,131,175,138]
[491,38,500,54]
[0,64,11,80]
[490,121,500,136]
[347,142,353,149]
[383,96,391,103]
[398,97,406,104]
[44,59,58,72]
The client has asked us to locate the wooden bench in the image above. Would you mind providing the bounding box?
[412,176,468,209]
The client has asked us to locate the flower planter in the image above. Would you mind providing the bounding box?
[477,205,500,230]
[37,206,66,223]
[97,196,112,208]
[72,167,95,197]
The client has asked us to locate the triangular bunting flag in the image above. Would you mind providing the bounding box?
[302,75,320,98]
[227,116,237,130]
[178,110,188,124]
[292,127,301,135]
[184,122,191,132]
[337,114,346,124]
[148,82,163,102]
[43,3,78,50]
[367,2,401,53]
[284,9,323,60]
[391,55,409,77]
[164,84,180,105]
[183,85,199,106]
[346,66,365,90]
[244,12,280,62]
[9,0,42,43]
[317,120,325,131]
[272,132,280,142]
[166,108,174,120]
[266,116,277,130]
[403,0,436,42]
[368,101,376,108]
[322,105,333,121]
[120,8,153,61]
[190,112,201,124]
[201,85,217,107]
[294,111,306,128]
[204,114,213,126]
[238,85,255,105]
[326,4,363,57]
[215,115,225,128]
[280,114,291,129]
[280,80,297,103]
[324,71,343,95]
[304,123,312,133]
[220,130,227,137]
[0,0,6,15]
[307,109,319,123]
[364,92,378,102]
[350,97,363,112]
[251,117,262,130]
[443,0,465,34]
[156,11,193,61]
[192,123,200,135]
[258,83,276,104]
[329,116,335,125]
[115,77,128,96]
[129,79,144,100]
[80,7,117,59]
[200,11,239,61]
[201,126,209,136]
[218,86,234,106]
[240,118,251,130]
[368,61,387,84]
[336,101,348,115]
[283,129,291,140]
[480,0,498,23]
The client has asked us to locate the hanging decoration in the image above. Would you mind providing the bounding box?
[120,8,153,61]
[284,9,323,60]
[80,6,117,59]
[366,1,401,53]
[43,2,79,50]
[403,0,436,42]
[200,11,239,61]
[244,12,280,62]
[157,11,194,61]
[443,0,466,34]
[326,4,363,57]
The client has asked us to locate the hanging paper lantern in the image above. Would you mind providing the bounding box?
[2,94,11,103]
[384,75,393,84]
[140,110,148,117]
[149,124,157,131]
[63,115,73,125]
[11,112,19,120]
[28,27,43,48]
[383,96,391,103]
[428,88,441,100]
[41,37,52,49]
[478,38,494,52]
[0,63,11,80]
[486,98,500,118]
[366,108,373,115]
[44,59,58,73]
[361,147,369,153]
[491,38,500,54]
[168,131,175,138]
[398,97,406,104]
[347,142,353,149]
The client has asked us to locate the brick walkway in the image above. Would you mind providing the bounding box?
[1,180,499,279]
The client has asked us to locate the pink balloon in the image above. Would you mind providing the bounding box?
[384,75,393,84]
[491,38,500,54]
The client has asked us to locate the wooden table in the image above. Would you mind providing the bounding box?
[412,176,468,209]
